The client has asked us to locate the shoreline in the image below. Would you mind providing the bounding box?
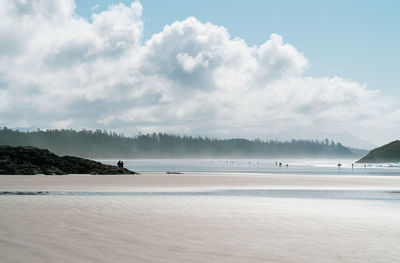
[1,172,400,191]
[2,172,400,262]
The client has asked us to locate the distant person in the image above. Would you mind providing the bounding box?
[352,163,354,169]
[121,161,124,168]
[286,164,288,168]
[279,162,282,167]
[117,160,122,167]
[337,163,342,168]
[275,161,278,166]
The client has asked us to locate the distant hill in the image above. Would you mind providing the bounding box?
[0,127,366,159]
[356,140,400,163]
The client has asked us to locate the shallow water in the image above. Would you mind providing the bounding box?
[101,158,400,175]
[2,189,400,202]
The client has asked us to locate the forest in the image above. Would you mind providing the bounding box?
[0,127,365,158]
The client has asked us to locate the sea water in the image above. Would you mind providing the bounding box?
[101,158,400,176]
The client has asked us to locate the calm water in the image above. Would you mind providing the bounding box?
[100,158,400,176]
[2,189,400,202]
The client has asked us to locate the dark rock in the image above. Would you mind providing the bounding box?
[0,145,138,175]
[356,140,400,163]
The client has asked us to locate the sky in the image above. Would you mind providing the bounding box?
[0,0,399,148]
[75,0,400,98]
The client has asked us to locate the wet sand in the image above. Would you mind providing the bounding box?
[1,173,400,262]
[1,172,400,191]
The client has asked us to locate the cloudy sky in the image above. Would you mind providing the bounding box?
[1,0,399,148]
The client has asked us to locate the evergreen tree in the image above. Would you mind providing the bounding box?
[0,127,363,158]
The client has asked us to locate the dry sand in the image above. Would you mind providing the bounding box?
[1,173,400,262]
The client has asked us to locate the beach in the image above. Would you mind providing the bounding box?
[2,172,400,191]
[2,0,399,261]
[1,172,400,262]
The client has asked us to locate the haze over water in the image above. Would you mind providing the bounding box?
[102,158,400,175]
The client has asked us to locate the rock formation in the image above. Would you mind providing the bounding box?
[0,145,137,175]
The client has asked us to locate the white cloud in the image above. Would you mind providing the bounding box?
[176,52,210,73]
[0,0,399,147]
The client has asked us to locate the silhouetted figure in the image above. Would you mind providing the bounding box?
[286,164,289,168]
[279,162,282,167]
[337,163,342,168]
[352,163,354,169]
[117,160,124,168]
[275,162,278,166]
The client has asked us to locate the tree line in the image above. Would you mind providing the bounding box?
[0,127,364,158]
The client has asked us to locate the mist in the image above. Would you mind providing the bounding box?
[0,127,366,159]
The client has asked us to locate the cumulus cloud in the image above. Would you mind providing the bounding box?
[0,0,399,146]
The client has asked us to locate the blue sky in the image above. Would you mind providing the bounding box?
[75,0,400,97]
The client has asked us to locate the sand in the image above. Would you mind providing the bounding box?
[1,172,400,191]
[1,173,400,262]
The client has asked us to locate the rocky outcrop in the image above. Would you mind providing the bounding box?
[0,145,137,175]
[356,140,400,163]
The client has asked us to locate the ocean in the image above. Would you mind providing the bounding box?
[101,158,400,175]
